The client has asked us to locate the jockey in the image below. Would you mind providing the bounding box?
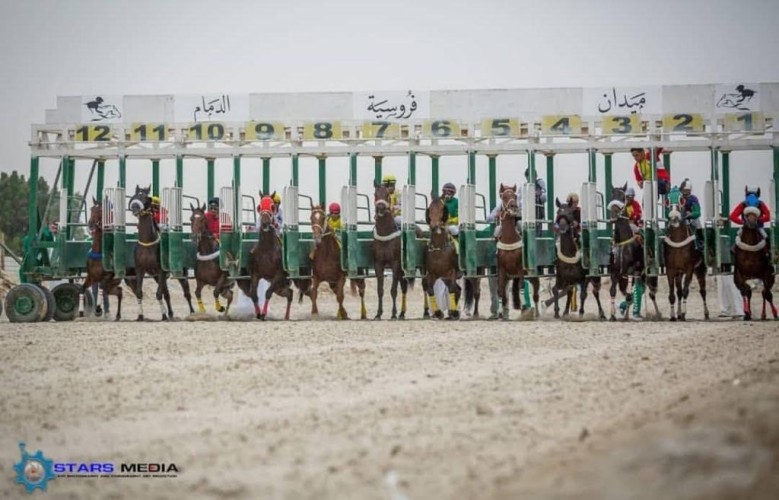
[256,192,283,234]
[729,185,772,261]
[151,195,162,226]
[326,202,342,232]
[623,187,643,234]
[272,192,283,230]
[441,182,459,236]
[205,197,232,239]
[632,147,670,196]
[679,179,704,251]
[382,174,402,228]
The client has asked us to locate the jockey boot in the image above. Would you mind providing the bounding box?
[694,229,704,253]
[632,281,644,317]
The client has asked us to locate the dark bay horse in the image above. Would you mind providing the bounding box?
[732,206,777,320]
[423,194,460,319]
[548,199,606,319]
[607,184,659,321]
[189,204,234,316]
[128,185,175,321]
[372,183,410,319]
[309,205,366,319]
[662,200,709,320]
[82,199,123,320]
[241,195,293,320]
[495,184,539,320]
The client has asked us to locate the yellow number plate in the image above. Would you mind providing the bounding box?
[187,123,227,141]
[130,123,168,141]
[662,113,704,133]
[75,125,112,142]
[303,121,342,140]
[422,120,461,138]
[541,115,581,135]
[245,122,285,140]
[480,118,519,137]
[724,112,764,132]
[601,115,641,135]
[362,121,401,139]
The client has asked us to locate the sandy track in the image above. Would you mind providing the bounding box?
[0,279,777,499]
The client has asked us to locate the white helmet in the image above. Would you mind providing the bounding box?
[625,187,636,197]
[680,179,692,192]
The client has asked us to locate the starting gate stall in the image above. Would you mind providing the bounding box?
[7,84,779,322]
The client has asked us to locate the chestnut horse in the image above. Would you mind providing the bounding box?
[372,183,410,319]
[189,204,234,315]
[422,193,461,319]
[732,206,777,320]
[81,199,124,320]
[309,205,366,319]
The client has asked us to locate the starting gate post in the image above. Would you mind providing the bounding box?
[103,187,126,278]
[162,187,185,277]
[642,179,659,276]
[522,181,538,277]
[580,182,599,275]
[459,183,477,275]
[772,146,779,271]
[282,178,300,277]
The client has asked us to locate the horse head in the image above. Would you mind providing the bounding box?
[666,202,684,229]
[258,195,275,231]
[742,206,762,229]
[425,191,448,236]
[88,198,102,233]
[189,203,209,243]
[554,197,574,233]
[128,185,152,217]
[373,181,391,218]
[310,204,327,244]
[499,183,518,217]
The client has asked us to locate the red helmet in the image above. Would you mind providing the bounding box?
[328,202,341,214]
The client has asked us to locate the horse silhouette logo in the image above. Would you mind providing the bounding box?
[84,96,122,121]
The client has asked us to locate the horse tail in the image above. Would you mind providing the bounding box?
[511,278,521,309]
[350,279,358,296]
[464,278,474,311]
[406,277,416,290]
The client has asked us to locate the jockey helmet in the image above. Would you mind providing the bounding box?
[151,195,160,205]
[566,192,579,204]
[680,179,692,192]
[208,197,219,209]
[442,182,456,194]
[328,202,341,215]
[271,192,281,204]
[625,187,636,198]
[382,174,397,185]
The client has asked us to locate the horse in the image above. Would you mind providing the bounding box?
[309,205,367,319]
[607,184,659,321]
[661,198,709,320]
[372,182,410,319]
[127,185,176,321]
[241,195,294,320]
[495,183,540,320]
[189,204,234,316]
[732,206,777,320]
[422,193,461,319]
[547,198,606,319]
[81,199,124,320]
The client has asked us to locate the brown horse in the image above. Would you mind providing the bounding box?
[496,184,539,320]
[732,206,777,320]
[662,200,709,320]
[189,204,234,315]
[372,182,410,319]
[422,193,460,319]
[241,195,294,320]
[309,205,367,319]
[128,185,174,321]
[81,199,124,320]
[548,199,606,319]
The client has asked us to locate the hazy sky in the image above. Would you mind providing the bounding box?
[1,0,778,216]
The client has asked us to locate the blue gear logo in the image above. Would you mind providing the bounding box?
[13,442,56,493]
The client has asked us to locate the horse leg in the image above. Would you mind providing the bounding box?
[552,279,561,319]
[111,281,123,321]
[195,279,206,313]
[374,264,385,320]
[680,270,694,321]
[310,276,320,316]
[694,263,709,320]
[222,280,234,315]
[667,272,677,321]
[426,275,443,319]
[157,275,172,321]
[333,276,348,320]
[136,272,145,321]
[422,276,431,319]
[472,279,481,318]
[622,276,632,321]
[609,274,618,321]
[579,281,587,316]
[498,270,509,321]
[530,278,540,318]
[646,275,660,318]
[763,274,777,319]
[398,275,407,320]
[80,274,94,318]
[357,279,367,320]
[445,277,460,320]
[389,271,399,320]
[179,274,194,314]
[734,269,752,321]
[250,275,262,319]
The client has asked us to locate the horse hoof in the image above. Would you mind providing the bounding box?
[609,316,616,322]
[423,312,430,319]
[115,316,121,322]
[162,314,169,321]
[216,306,225,313]
[390,314,397,320]
[670,317,677,322]
[679,315,686,321]
[95,306,103,317]
[433,311,444,320]
[398,312,405,320]
[79,311,84,318]
[374,314,382,320]
[137,315,144,321]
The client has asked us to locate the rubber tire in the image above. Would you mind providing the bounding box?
[35,284,56,322]
[52,283,81,321]
[4,284,45,323]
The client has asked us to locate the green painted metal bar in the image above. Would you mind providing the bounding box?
[152,160,160,196]
[721,151,730,220]
[663,152,671,179]
[587,149,596,183]
[604,153,613,195]
[27,156,40,243]
[233,155,241,188]
[527,150,536,180]
[175,157,183,190]
[468,151,476,184]
[431,155,440,194]
[408,151,416,186]
[546,153,555,221]
[206,158,214,198]
[291,154,299,187]
[118,155,126,189]
[487,154,497,211]
[66,158,76,239]
[96,160,105,201]
[262,157,271,194]
[349,153,357,186]
[318,155,327,206]
[374,155,383,186]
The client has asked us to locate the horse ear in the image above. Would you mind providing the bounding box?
[146,185,151,192]
[499,183,505,193]
[92,196,98,205]
[309,199,313,210]
[622,182,627,191]
[555,197,561,208]
[757,188,761,197]
[271,190,276,199]
[511,184,516,193]
[425,207,430,225]
[258,190,264,198]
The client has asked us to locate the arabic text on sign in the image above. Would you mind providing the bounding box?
[193,95,232,122]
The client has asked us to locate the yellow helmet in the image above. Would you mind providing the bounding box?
[151,195,160,205]
[271,192,281,204]
[382,174,397,184]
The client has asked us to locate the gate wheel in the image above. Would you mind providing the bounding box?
[34,284,56,322]
[4,284,45,323]
[52,283,81,321]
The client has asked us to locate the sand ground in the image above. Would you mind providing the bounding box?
[1,276,777,499]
